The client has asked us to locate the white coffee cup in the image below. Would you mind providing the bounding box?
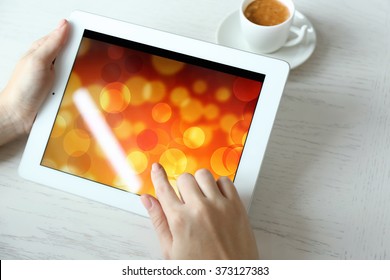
[239,0,308,53]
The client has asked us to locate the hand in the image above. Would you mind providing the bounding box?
[0,19,69,145]
[141,163,259,259]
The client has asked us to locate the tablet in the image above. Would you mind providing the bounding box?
[19,10,289,217]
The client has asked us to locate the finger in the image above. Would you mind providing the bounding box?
[140,194,172,259]
[28,19,67,52]
[34,19,69,65]
[29,34,51,53]
[194,169,221,199]
[176,173,204,203]
[151,163,182,212]
[216,176,239,200]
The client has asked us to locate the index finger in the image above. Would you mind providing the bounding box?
[151,163,182,212]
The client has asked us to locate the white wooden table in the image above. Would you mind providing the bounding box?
[1,0,389,259]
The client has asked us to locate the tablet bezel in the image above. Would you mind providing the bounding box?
[18,10,289,217]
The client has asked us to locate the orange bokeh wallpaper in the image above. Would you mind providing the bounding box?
[42,33,263,197]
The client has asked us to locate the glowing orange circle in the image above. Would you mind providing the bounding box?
[152,56,185,75]
[230,120,250,145]
[137,129,158,151]
[107,45,124,60]
[114,120,132,140]
[152,103,172,123]
[170,87,190,107]
[210,146,242,177]
[193,80,207,94]
[101,63,122,83]
[100,82,131,113]
[215,87,231,102]
[224,146,242,174]
[204,104,219,120]
[125,76,147,106]
[210,147,233,177]
[220,114,238,133]
[233,78,262,102]
[62,73,81,107]
[127,151,148,174]
[143,80,166,103]
[183,126,206,149]
[67,153,92,175]
[63,129,91,157]
[180,99,203,123]
[51,115,67,138]
[159,149,188,177]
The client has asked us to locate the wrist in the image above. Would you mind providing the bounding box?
[0,90,27,146]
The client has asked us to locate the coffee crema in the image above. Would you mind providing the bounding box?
[244,0,290,26]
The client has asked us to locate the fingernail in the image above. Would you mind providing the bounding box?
[151,162,160,172]
[140,195,153,210]
[56,19,67,30]
[221,176,231,182]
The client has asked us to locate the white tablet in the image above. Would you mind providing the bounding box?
[19,11,289,217]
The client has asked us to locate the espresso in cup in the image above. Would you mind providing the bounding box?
[239,0,307,53]
[244,0,290,26]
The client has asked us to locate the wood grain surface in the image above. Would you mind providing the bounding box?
[0,0,389,259]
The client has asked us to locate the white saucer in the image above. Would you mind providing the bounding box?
[216,10,317,69]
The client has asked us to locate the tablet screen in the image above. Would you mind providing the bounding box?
[41,30,265,196]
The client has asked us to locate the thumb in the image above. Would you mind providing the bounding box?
[34,19,69,65]
[140,194,173,259]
